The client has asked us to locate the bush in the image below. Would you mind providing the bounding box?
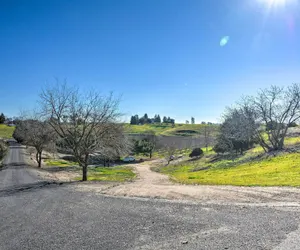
[288,122,298,128]
[0,140,8,160]
[213,143,226,154]
[189,148,203,158]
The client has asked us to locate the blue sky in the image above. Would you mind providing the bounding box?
[0,0,300,123]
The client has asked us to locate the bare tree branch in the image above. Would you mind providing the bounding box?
[39,82,127,181]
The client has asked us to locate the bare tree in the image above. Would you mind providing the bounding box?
[242,84,300,151]
[203,125,212,152]
[13,119,56,167]
[94,124,131,166]
[40,83,126,181]
[163,143,177,165]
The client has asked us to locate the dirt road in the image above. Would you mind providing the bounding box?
[84,161,300,205]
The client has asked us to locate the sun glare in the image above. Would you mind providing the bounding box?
[258,0,296,7]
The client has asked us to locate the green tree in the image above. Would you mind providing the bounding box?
[157,114,161,123]
[191,117,195,124]
[134,115,139,124]
[133,132,157,158]
[0,113,5,124]
[130,115,139,125]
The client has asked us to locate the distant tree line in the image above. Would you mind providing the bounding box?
[130,113,175,125]
[0,113,19,125]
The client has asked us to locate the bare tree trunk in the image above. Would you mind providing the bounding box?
[82,165,87,181]
[36,151,42,168]
[36,152,39,165]
[38,151,42,168]
[82,153,89,181]
[149,150,152,159]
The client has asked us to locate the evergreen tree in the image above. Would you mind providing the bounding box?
[0,113,5,124]
[191,117,195,124]
[130,116,135,125]
[163,116,167,123]
[134,115,139,124]
[157,115,161,123]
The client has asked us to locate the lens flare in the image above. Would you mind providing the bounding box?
[220,36,230,47]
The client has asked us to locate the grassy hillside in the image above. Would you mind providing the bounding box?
[157,134,300,186]
[0,124,15,139]
[125,123,219,136]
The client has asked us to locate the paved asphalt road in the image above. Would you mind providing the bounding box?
[1,141,300,250]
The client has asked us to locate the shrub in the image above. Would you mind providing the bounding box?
[0,140,8,160]
[189,148,203,158]
[213,143,226,154]
[288,122,298,128]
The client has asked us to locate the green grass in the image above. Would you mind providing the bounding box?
[158,141,300,186]
[0,124,15,139]
[285,137,300,145]
[125,124,173,135]
[45,158,135,182]
[125,123,218,137]
[76,166,136,181]
[44,159,78,167]
[154,146,214,158]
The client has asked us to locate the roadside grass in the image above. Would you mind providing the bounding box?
[158,139,300,186]
[0,124,15,139]
[75,167,136,181]
[0,140,8,165]
[44,159,78,167]
[44,158,135,182]
[125,123,218,137]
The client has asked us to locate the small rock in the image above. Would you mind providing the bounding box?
[181,240,188,244]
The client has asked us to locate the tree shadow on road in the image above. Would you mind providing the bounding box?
[0,180,80,197]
